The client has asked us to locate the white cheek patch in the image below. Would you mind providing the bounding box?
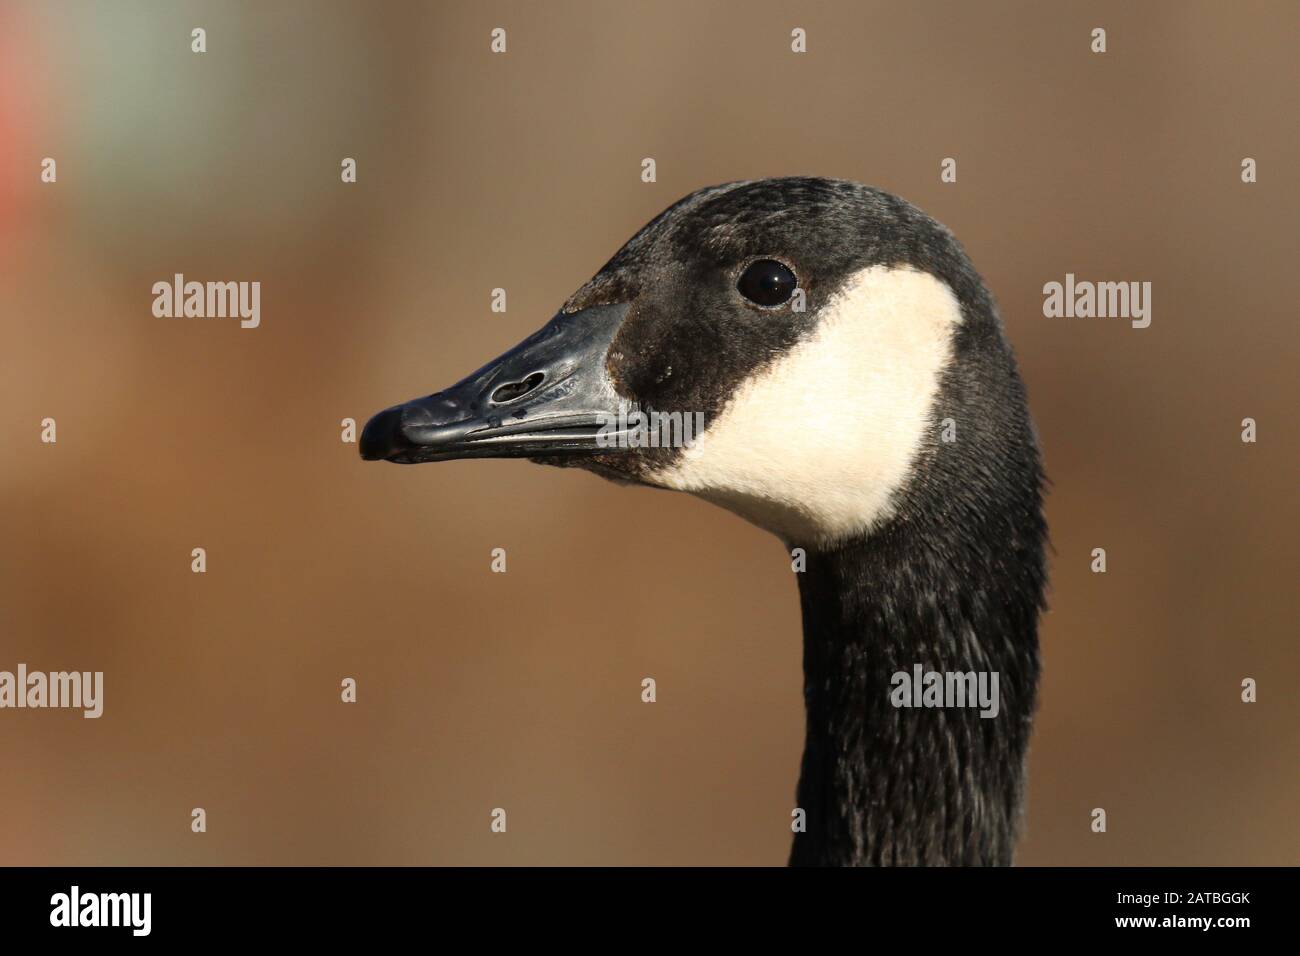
[650,265,963,546]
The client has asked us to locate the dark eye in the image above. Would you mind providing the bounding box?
[737,259,798,307]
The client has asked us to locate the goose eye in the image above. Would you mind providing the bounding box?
[737,259,797,307]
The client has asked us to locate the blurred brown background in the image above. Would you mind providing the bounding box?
[1,1,1296,866]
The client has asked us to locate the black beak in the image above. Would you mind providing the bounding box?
[360,303,633,464]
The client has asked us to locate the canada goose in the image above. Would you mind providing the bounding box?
[361,177,1047,866]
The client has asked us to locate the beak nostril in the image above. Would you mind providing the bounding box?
[490,371,545,405]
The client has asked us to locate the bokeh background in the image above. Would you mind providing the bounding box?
[1,0,1296,866]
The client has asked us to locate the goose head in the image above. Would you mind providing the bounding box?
[361,176,1031,550]
[361,177,1047,866]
